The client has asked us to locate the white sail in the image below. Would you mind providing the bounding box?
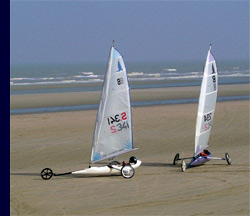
[90,43,136,164]
[194,45,218,156]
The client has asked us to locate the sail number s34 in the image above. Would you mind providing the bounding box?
[107,112,127,125]
[107,112,129,134]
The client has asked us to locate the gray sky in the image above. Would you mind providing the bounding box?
[10,1,249,64]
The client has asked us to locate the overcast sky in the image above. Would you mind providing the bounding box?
[10,1,249,64]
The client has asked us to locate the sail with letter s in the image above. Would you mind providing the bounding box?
[90,43,136,164]
[194,45,218,156]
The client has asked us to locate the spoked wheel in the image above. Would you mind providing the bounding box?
[181,160,186,172]
[121,165,135,179]
[173,153,180,165]
[225,153,231,165]
[41,168,53,180]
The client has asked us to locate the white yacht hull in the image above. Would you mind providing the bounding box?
[71,160,142,176]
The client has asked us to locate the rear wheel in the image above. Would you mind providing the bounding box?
[173,153,180,165]
[121,165,135,179]
[41,168,53,180]
[225,153,231,165]
[181,160,186,172]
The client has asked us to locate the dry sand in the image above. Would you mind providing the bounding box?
[10,98,249,215]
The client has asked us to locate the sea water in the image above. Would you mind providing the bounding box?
[10,60,249,114]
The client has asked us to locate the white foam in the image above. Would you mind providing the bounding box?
[168,75,203,79]
[219,73,250,77]
[74,75,98,78]
[10,77,37,81]
[10,69,249,87]
[190,71,200,75]
[41,77,55,80]
[146,73,161,77]
[128,72,144,76]
[10,78,24,81]
[10,79,104,86]
[128,77,165,81]
[164,68,177,72]
[80,72,94,75]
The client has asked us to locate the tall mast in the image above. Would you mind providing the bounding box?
[88,41,114,168]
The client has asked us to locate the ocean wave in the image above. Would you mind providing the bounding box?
[167,75,202,79]
[145,73,161,77]
[73,74,99,78]
[128,72,144,76]
[189,71,200,75]
[10,79,103,86]
[10,77,39,81]
[163,68,177,72]
[80,72,94,75]
[10,78,25,81]
[10,69,249,87]
[41,77,55,80]
[219,73,250,77]
[11,77,58,81]
[128,77,166,81]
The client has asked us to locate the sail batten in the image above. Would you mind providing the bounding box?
[93,148,138,163]
[90,45,134,164]
[194,46,218,156]
[205,91,217,96]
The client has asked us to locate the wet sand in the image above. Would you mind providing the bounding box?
[10,98,249,215]
[10,84,249,109]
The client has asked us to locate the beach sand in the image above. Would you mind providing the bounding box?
[10,92,249,215]
[10,84,249,109]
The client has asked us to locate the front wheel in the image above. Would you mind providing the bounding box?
[181,160,186,172]
[225,153,231,165]
[173,153,180,165]
[121,165,135,179]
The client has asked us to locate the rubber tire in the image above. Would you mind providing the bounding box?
[173,153,180,165]
[121,165,135,179]
[181,160,186,172]
[225,153,231,165]
[41,168,53,180]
